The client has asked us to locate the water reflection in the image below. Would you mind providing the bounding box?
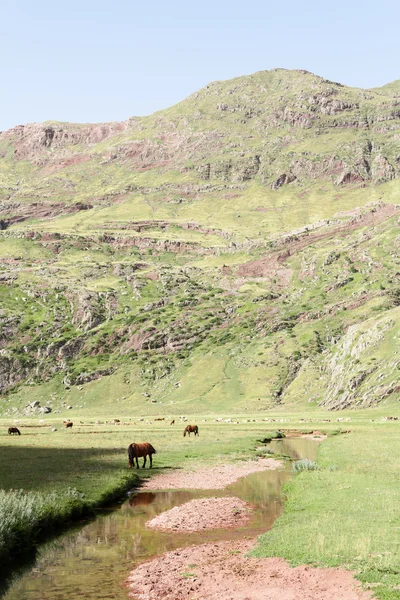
[3,438,318,600]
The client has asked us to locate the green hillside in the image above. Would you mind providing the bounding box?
[1,68,400,418]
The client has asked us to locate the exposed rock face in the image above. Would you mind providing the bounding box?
[67,291,118,331]
[271,173,297,189]
[0,355,29,392]
[3,121,127,159]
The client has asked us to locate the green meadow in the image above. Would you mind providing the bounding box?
[1,409,399,598]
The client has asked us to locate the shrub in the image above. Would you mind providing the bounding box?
[292,459,320,473]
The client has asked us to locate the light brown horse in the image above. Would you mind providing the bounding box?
[183,424,199,437]
[8,427,20,435]
[128,442,156,469]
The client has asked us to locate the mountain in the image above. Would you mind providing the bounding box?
[1,68,400,417]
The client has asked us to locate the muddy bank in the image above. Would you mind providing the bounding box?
[146,497,251,533]
[127,539,372,600]
[141,458,283,490]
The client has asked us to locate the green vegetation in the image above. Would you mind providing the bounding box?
[292,458,319,472]
[252,424,400,599]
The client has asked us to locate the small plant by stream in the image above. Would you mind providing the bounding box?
[292,458,320,472]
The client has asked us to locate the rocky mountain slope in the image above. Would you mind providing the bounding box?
[1,68,400,416]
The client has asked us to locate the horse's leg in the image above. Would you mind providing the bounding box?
[135,457,139,468]
[142,455,147,468]
[149,454,153,468]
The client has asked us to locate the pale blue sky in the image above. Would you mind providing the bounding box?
[1,0,399,130]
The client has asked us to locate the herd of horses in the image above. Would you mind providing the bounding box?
[6,420,199,470]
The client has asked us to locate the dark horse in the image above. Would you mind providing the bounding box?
[65,422,73,428]
[183,424,199,437]
[128,442,156,469]
[8,427,20,435]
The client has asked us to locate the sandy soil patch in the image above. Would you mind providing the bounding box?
[140,458,282,490]
[146,497,251,533]
[127,539,372,600]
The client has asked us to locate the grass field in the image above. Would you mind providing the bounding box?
[1,408,399,598]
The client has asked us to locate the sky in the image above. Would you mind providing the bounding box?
[1,0,399,131]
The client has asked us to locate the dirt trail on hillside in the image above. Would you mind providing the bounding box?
[127,539,372,600]
[237,202,400,279]
[140,458,282,490]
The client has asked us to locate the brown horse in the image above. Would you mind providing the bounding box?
[65,422,73,428]
[170,419,175,425]
[128,442,156,469]
[8,427,20,435]
[183,424,199,437]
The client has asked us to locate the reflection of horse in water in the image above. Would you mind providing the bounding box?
[8,427,20,435]
[128,442,156,468]
[183,424,199,437]
[129,492,156,507]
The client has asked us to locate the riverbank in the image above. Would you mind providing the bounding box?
[251,427,400,600]
[127,539,373,600]
[140,457,282,490]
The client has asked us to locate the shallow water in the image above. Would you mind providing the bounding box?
[2,438,318,600]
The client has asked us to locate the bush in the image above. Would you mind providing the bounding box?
[292,459,320,473]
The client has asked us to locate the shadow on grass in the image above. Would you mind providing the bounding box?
[0,445,131,492]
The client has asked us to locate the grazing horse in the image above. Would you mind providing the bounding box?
[183,424,199,437]
[128,442,156,469]
[65,422,73,428]
[8,427,20,435]
[170,419,175,425]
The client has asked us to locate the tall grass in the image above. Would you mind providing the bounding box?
[0,488,86,565]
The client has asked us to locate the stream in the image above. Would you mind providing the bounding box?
[2,437,318,600]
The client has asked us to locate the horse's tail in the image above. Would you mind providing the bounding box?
[183,428,186,437]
